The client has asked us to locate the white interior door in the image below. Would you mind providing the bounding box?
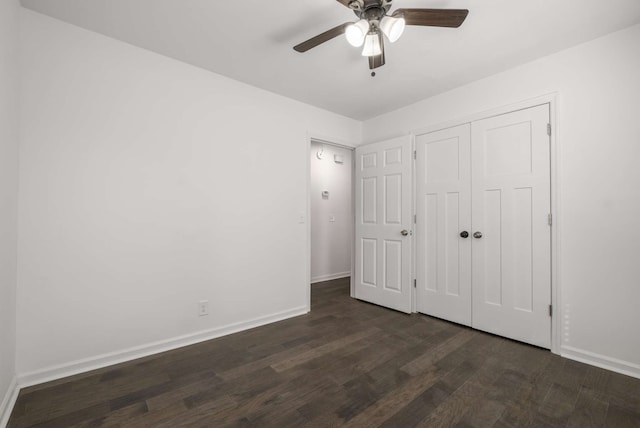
[416,124,472,326]
[355,135,412,313]
[471,104,552,348]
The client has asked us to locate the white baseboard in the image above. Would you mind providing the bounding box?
[18,306,308,388]
[311,272,350,284]
[0,376,19,428]
[561,345,640,380]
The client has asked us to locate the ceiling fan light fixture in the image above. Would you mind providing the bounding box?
[379,15,405,43]
[361,32,382,57]
[345,19,370,47]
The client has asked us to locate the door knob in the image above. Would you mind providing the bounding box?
[473,231,483,239]
[401,230,409,236]
[460,231,469,238]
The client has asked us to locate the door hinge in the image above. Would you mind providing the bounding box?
[548,213,552,226]
[547,123,552,136]
[413,150,417,159]
[414,214,417,224]
[549,304,553,317]
[414,279,417,288]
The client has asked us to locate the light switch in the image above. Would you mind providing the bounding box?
[298,212,306,224]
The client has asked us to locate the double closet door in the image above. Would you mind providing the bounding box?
[416,104,552,348]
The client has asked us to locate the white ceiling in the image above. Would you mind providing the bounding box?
[20,0,640,120]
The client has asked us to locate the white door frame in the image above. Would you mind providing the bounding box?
[411,93,561,354]
[306,134,357,312]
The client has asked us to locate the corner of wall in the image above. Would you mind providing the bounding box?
[0,376,19,428]
[0,0,21,426]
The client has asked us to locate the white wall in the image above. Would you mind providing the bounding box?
[364,24,640,377]
[310,142,352,283]
[17,9,361,381]
[0,0,20,424]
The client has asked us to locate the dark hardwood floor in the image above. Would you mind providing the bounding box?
[8,277,640,427]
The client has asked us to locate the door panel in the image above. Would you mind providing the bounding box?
[383,239,402,291]
[361,239,377,286]
[355,136,412,313]
[471,104,551,348]
[416,124,472,325]
[362,177,377,223]
[384,174,402,224]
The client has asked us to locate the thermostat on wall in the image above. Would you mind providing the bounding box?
[322,191,329,199]
[334,155,344,164]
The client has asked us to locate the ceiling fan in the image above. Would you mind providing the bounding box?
[293,0,469,73]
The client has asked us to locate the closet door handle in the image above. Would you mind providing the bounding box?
[460,231,469,238]
[473,231,483,239]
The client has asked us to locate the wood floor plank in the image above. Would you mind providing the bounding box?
[217,341,314,381]
[537,382,580,426]
[566,387,610,428]
[455,399,506,428]
[605,404,640,427]
[419,355,506,427]
[400,329,475,377]
[124,401,190,427]
[377,380,454,428]
[75,401,149,427]
[270,327,379,372]
[342,365,444,427]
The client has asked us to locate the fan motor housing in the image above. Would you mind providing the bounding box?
[352,0,391,20]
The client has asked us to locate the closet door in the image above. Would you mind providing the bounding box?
[471,104,552,348]
[416,124,472,325]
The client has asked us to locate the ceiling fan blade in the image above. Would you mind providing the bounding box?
[393,9,469,28]
[336,0,352,7]
[368,33,385,70]
[293,23,350,53]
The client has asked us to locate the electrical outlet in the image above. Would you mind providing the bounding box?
[198,300,209,316]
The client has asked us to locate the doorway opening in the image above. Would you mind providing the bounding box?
[309,140,354,295]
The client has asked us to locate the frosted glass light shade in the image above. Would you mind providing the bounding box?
[361,33,382,57]
[379,15,405,43]
[345,19,370,47]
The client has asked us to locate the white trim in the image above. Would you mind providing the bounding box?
[17,306,307,388]
[308,132,358,150]
[306,134,312,312]
[0,376,19,428]
[311,271,351,284]
[350,150,356,298]
[562,345,640,380]
[411,134,417,313]
[548,94,562,355]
